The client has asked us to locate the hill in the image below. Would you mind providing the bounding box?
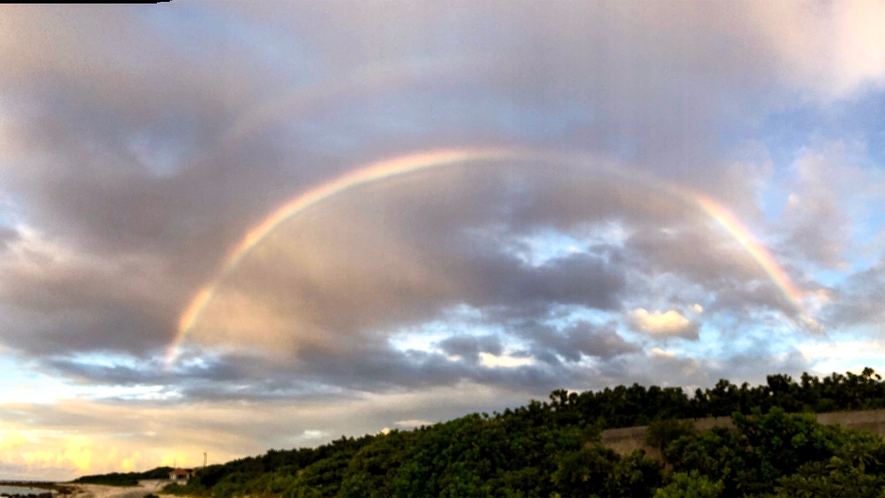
[84,368,885,497]
[73,467,173,487]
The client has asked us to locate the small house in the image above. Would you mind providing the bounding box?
[169,468,195,482]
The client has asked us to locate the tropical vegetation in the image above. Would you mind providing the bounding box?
[72,467,174,486]
[82,368,885,496]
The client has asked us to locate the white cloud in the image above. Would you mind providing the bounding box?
[478,352,535,368]
[799,341,885,361]
[799,341,885,376]
[299,430,328,440]
[745,0,885,99]
[651,348,675,358]
[627,309,699,339]
[777,141,885,270]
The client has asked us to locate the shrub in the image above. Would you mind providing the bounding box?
[646,418,697,451]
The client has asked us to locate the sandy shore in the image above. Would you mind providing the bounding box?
[64,480,170,498]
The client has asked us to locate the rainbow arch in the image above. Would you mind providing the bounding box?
[165,148,808,366]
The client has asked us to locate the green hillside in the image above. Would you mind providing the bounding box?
[73,467,174,486]
[86,368,885,497]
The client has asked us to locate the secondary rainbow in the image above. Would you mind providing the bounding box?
[166,148,808,366]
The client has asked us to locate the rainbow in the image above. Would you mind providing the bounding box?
[166,148,808,365]
[166,148,518,365]
[692,194,805,306]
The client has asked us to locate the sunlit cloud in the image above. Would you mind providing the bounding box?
[627,309,699,340]
[478,352,535,369]
[650,348,676,359]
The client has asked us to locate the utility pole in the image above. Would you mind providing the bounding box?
[203,452,207,468]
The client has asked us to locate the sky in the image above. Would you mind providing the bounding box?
[1,0,885,480]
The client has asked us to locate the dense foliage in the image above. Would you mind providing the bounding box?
[96,368,885,496]
[661,408,885,497]
[72,466,173,486]
[165,412,662,498]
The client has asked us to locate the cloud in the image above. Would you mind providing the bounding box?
[650,348,675,358]
[744,0,885,99]
[778,147,853,270]
[437,335,503,361]
[824,260,885,330]
[183,174,635,360]
[0,225,19,250]
[478,352,535,369]
[0,1,883,479]
[0,151,823,403]
[0,0,819,362]
[625,1,885,100]
[0,227,178,355]
[763,141,885,326]
[0,383,541,479]
[519,320,641,365]
[627,309,700,340]
[297,430,328,441]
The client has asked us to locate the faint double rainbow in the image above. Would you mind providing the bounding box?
[165,148,808,366]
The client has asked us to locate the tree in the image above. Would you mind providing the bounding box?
[654,471,724,498]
